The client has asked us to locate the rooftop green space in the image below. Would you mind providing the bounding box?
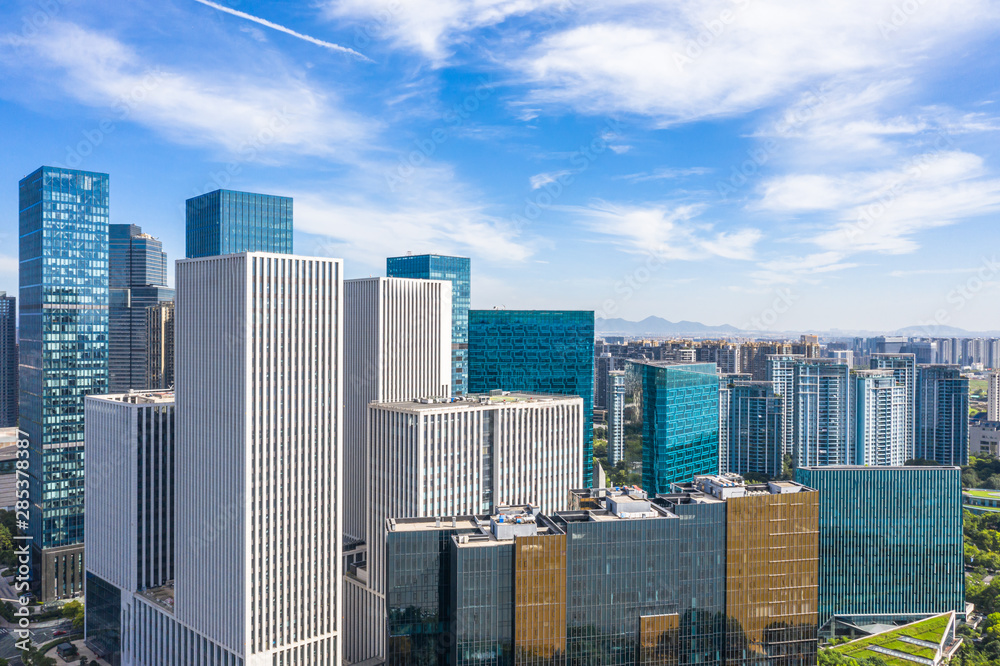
[828,613,951,666]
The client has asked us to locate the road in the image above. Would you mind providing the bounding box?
[0,616,75,666]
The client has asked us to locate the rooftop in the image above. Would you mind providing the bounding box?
[88,390,175,405]
[378,391,582,412]
[137,582,175,613]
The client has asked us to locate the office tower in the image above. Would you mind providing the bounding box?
[594,352,614,410]
[145,301,175,389]
[723,380,784,478]
[185,189,292,258]
[826,349,854,368]
[970,421,1000,457]
[108,224,174,392]
[19,166,109,600]
[873,336,907,354]
[83,390,175,664]
[342,276,452,541]
[990,372,1000,422]
[794,466,964,632]
[607,369,626,466]
[387,254,470,396]
[852,369,907,466]
[903,340,938,365]
[174,252,341,663]
[468,309,596,485]
[0,293,16,427]
[348,393,583,663]
[632,361,718,493]
[793,359,851,467]
[870,353,916,456]
[682,475,818,666]
[915,365,969,466]
[766,354,803,456]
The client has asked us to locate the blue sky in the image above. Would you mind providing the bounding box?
[1,0,999,332]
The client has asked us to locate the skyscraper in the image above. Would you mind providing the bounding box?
[468,309,595,485]
[870,353,916,457]
[793,359,851,467]
[0,293,16,428]
[607,369,626,466]
[722,380,784,478]
[594,352,615,410]
[342,276,452,541]
[19,166,109,600]
[174,252,342,663]
[794,466,964,632]
[83,390,175,665]
[348,392,584,663]
[765,354,803,457]
[852,369,907,466]
[386,254,470,395]
[916,365,969,466]
[632,361,719,493]
[145,301,175,390]
[108,224,173,392]
[990,372,1000,422]
[185,189,292,258]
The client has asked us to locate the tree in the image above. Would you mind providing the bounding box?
[62,599,84,631]
[0,524,12,552]
[781,454,795,480]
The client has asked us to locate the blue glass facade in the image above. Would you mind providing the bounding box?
[467,310,595,486]
[108,224,173,392]
[915,365,969,466]
[387,254,471,396]
[793,466,965,627]
[722,380,784,478]
[0,293,17,427]
[19,167,109,596]
[185,189,292,258]
[635,362,719,494]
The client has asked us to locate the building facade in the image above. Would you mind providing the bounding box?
[723,380,784,478]
[793,360,851,467]
[634,361,719,494]
[468,309,595,486]
[915,365,969,466]
[83,390,175,664]
[990,372,1000,422]
[19,166,109,600]
[794,466,964,632]
[852,369,907,467]
[0,293,16,427]
[185,189,292,258]
[108,224,174,392]
[971,421,1000,457]
[607,369,626,466]
[145,301,175,390]
[387,254,470,396]
[870,354,916,456]
[349,392,584,664]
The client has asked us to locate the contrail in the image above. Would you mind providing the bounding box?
[192,0,372,62]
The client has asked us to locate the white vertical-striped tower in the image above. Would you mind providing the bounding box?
[175,252,343,666]
[343,277,451,541]
[989,372,1000,422]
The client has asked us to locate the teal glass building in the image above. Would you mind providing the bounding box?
[915,365,969,466]
[794,466,965,629]
[633,361,719,493]
[19,166,109,599]
[387,254,471,396]
[185,189,292,258]
[467,310,595,486]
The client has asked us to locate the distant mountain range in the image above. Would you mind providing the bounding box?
[596,316,740,336]
[596,317,1000,338]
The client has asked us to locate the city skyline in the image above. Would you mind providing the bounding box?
[1,1,999,332]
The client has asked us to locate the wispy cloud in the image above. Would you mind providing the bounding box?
[192,0,372,61]
[619,167,712,183]
[567,201,762,261]
[0,21,374,160]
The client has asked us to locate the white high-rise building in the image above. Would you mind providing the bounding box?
[347,392,584,663]
[870,353,916,458]
[606,369,626,466]
[852,369,908,466]
[85,252,345,666]
[989,372,1000,422]
[343,277,451,542]
[765,354,803,456]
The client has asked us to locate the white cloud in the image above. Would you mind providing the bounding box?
[1,21,374,160]
[529,170,572,190]
[568,201,761,261]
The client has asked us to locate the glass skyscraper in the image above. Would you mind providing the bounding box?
[108,224,173,392]
[915,365,969,466]
[633,361,719,494]
[792,359,851,467]
[19,166,109,600]
[722,379,784,478]
[794,466,965,630]
[185,189,292,258]
[467,309,595,486]
[387,254,471,396]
